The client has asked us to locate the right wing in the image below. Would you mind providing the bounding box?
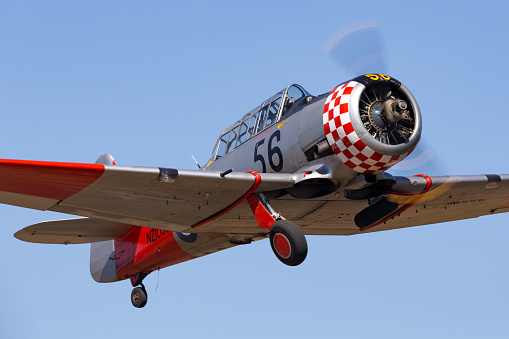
[0,159,294,236]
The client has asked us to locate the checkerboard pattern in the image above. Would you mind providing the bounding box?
[322,81,410,174]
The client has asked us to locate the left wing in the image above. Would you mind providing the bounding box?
[358,174,509,234]
[0,159,294,234]
[203,174,509,236]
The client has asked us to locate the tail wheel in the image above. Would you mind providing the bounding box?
[269,220,307,266]
[131,286,148,308]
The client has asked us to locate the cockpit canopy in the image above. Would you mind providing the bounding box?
[211,84,310,161]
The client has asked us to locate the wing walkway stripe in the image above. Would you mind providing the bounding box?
[191,171,262,228]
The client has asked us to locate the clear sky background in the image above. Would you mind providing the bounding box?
[1,1,509,338]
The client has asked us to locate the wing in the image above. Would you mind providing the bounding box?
[204,174,509,236]
[359,174,509,234]
[0,159,294,236]
[5,159,509,240]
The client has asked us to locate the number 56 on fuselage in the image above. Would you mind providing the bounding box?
[10,74,509,308]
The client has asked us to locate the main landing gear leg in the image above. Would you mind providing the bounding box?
[254,193,308,266]
[130,273,148,308]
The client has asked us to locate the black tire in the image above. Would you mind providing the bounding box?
[131,286,148,308]
[269,220,307,266]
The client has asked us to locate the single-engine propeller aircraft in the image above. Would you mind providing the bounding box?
[7,74,509,308]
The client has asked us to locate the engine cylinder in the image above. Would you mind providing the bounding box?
[322,74,421,174]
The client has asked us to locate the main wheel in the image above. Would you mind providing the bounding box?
[131,286,148,308]
[269,220,307,266]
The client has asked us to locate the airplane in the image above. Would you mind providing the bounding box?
[7,73,509,308]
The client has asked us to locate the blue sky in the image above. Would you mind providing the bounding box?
[1,1,509,338]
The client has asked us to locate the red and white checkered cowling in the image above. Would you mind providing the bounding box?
[323,81,415,174]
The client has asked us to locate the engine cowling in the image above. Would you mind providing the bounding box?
[323,74,421,174]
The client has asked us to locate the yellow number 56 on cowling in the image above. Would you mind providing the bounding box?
[365,73,391,81]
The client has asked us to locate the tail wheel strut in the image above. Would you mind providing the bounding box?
[269,220,307,266]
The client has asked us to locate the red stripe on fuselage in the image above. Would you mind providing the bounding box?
[115,226,194,280]
[0,159,105,200]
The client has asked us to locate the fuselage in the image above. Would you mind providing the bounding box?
[204,84,327,174]
[203,82,363,199]
[95,74,422,284]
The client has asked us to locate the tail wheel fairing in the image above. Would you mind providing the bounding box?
[322,74,421,174]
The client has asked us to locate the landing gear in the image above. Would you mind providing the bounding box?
[251,194,308,266]
[130,273,149,308]
[131,283,148,308]
[269,220,307,266]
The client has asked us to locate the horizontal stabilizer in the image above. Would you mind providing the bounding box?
[14,218,133,244]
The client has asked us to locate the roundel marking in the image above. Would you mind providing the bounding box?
[322,81,410,174]
[176,232,198,243]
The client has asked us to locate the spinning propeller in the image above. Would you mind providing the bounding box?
[323,21,440,175]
